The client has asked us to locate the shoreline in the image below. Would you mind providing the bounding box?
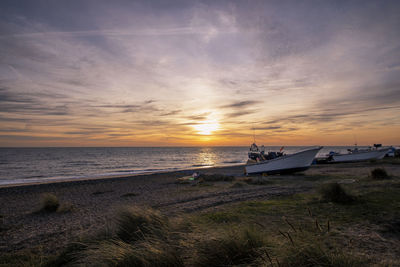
[0,163,245,188]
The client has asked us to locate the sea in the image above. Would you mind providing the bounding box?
[0,146,369,186]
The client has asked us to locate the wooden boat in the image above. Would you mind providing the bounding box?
[245,146,323,174]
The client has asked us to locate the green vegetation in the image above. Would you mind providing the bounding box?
[36,193,74,213]
[44,206,183,267]
[79,239,183,267]
[0,249,47,267]
[198,211,240,223]
[319,183,355,204]
[280,236,364,267]
[56,203,74,213]
[115,206,168,243]
[194,227,268,266]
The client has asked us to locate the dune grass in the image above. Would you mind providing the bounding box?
[280,236,364,267]
[116,206,169,243]
[0,249,47,267]
[79,239,184,267]
[194,227,269,266]
[319,183,355,204]
[39,193,60,212]
[45,206,182,266]
[36,193,75,214]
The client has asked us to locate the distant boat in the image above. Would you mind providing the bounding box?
[245,146,323,175]
[329,146,389,163]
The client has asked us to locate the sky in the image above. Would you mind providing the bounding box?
[0,0,399,147]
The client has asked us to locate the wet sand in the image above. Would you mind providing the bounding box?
[1,161,399,254]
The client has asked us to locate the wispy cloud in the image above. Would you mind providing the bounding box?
[220,100,261,109]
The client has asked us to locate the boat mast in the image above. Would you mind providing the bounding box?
[353,134,358,149]
[253,124,256,144]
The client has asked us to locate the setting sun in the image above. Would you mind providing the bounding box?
[193,120,220,135]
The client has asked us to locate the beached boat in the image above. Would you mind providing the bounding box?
[330,148,389,163]
[245,146,323,174]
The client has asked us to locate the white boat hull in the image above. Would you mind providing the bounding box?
[245,147,322,174]
[332,149,389,163]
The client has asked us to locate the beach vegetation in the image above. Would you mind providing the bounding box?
[56,203,75,213]
[44,242,88,267]
[116,206,169,243]
[319,183,355,204]
[194,227,269,266]
[78,239,183,267]
[0,249,47,267]
[199,211,240,223]
[39,193,60,212]
[279,235,364,266]
[371,168,389,179]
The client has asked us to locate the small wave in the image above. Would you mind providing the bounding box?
[25,175,45,178]
[191,164,212,167]
[115,170,136,173]
[65,161,97,166]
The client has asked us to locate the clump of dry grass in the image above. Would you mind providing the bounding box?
[281,238,364,267]
[319,183,355,204]
[57,203,74,213]
[194,227,268,266]
[277,215,365,266]
[371,168,389,180]
[116,206,169,243]
[39,193,60,212]
[49,206,182,266]
[79,239,184,267]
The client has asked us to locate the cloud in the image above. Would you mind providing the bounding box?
[220,100,261,109]
[254,126,281,130]
[160,109,182,116]
[224,110,258,118]
[184,112,211,121]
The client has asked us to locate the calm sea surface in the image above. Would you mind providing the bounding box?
[0,146,367,185]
